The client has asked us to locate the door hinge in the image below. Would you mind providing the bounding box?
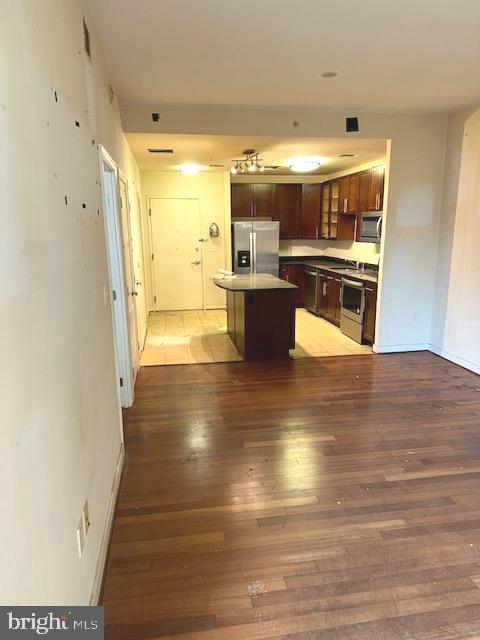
[119,377,123,387]
[112,290,117,301]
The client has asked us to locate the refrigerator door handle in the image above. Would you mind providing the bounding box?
[252,232,257,274]
[249,232,254,274]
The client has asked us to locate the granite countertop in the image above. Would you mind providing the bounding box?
[281,257,379,284]
[213,273,298,292]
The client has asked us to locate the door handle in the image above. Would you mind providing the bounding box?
[191,259,201,266]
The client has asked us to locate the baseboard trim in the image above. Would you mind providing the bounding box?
[428,345,480,375]
[375,343,430,354]
[89,444,125,605]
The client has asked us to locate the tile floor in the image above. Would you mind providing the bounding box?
[293,308,372,358]
[140,307,372,366]
[140,309,242,366]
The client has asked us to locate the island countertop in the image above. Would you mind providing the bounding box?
[213,273,298,291]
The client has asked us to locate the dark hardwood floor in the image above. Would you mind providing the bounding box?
[102,352,480,639]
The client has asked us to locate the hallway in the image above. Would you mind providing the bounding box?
[102,352,480,639]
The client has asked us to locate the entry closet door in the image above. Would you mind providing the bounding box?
[149,198,204,311]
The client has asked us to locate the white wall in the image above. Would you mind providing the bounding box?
[141,171,231,310]
[0,0,143,604]
[430,105,480,373]
[122,103,447,353]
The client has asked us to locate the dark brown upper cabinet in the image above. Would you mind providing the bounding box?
[320,180,339,239]
[339,174,360,215]
[368,166,385,211]
[300,184,321,240]
[273,184,301,239]
[231,184,254,217]
[230,183,275,217]
[252,184,275,217]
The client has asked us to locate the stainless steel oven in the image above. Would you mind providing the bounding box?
[340,278,365,343]
[359,211,383,243]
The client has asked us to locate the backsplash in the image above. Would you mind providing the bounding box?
[279,240,381,265]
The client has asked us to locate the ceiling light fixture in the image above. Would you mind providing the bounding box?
[180,163,201,176]
[287,157,323,173]
[230,151,264,175]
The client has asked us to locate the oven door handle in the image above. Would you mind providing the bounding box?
[342,278,364,288]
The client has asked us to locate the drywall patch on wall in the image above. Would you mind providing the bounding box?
[141,171,230,310]
[0,0,143,605]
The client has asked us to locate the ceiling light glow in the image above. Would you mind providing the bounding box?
[287,157,323,173]
[180,163,201,176]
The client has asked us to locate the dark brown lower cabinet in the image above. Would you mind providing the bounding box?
[280,264,305,307]
[227,288,296,360]
[320,274,341,327]
[363,284,377,344]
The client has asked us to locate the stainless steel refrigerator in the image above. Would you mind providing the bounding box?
[231,221,279,276]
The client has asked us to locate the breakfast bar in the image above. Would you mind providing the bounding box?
[213,274,298,360]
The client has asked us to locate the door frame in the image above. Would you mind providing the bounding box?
[118,169,140,380]
[147,196,205,312]
[99,145,134,409]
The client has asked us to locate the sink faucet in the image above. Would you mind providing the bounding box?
[346,259,361,269]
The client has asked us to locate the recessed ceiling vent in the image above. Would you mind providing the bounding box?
[148,148,174,154]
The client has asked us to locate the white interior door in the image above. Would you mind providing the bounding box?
[119,177,139,376]
[150,198,203,311]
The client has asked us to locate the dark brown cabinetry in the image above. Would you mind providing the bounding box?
[363,283,377,344]
[368,166,385,212]
[225,287,297,360]
[339,174,359,215]
[315,272,341,326]
[273,184,302,239]
[231,164,384,241]
[300,184,321,239]
[280,264,305,307]
[230,183,275,217]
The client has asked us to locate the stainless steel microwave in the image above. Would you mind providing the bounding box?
[359,211,383,243]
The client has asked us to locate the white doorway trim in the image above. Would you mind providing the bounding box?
[118,170,140,381]
[99,146,134,409]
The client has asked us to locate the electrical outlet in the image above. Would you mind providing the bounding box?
[76,517,85,558]
[82,500,91,536]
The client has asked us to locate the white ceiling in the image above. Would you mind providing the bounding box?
[87,0,480,113]
[126,133,386,173]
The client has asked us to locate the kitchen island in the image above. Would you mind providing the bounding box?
[213,274,297,360]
